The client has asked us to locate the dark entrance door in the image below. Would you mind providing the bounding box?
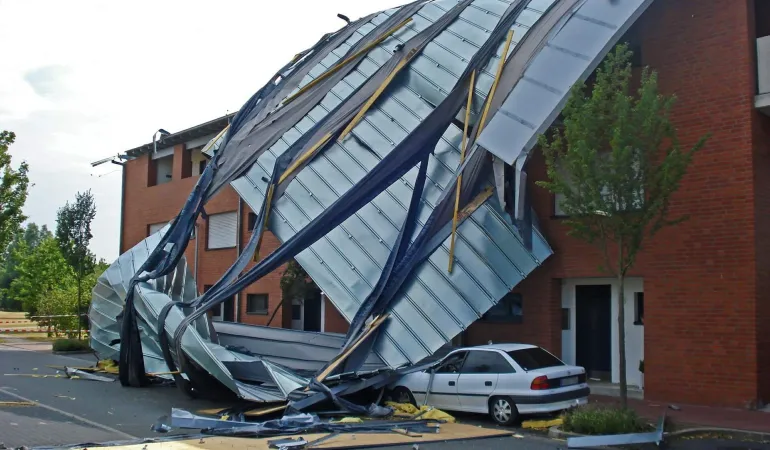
[303,289,322,332]
[575,285,612,381]
[223,295,235,322]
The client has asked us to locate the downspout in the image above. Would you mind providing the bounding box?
[235,197,243,322]
[194,222,199,292]
[116,160,127,255]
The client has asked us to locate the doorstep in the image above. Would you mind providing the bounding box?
[588,380,644,400]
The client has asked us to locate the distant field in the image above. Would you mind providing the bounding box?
[0,311,27,320]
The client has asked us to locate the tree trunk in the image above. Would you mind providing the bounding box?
[77,262,82,340]
[618,272,628,408]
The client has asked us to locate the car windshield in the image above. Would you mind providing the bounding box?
[507,347,564,371]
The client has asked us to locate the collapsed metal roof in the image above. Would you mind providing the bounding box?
[92,0,653,408]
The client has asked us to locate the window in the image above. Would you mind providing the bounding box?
[461,350,514,374]
[148,221,168,236]
[248,212,258,231]
[199,160,207,175]
[246,294,268,315]
[291,303,302,320]
[507,347,565,371]
[561,308,570,330]
[207,212,237,249]
[148,154,174,187]
[634,292,644,325]
[483,292,523,323]
[435,351,467,374]
[553,155,644,217]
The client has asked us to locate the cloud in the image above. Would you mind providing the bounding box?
[0,0,403,261]
[23,64,74,100]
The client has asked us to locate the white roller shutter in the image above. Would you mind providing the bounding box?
[208,212,237,249]
[148,222,168,236]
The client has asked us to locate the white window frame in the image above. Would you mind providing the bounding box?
[207,211,237,249]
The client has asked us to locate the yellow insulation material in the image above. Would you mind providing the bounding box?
[385,402,456,423]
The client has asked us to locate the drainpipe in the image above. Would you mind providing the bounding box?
[235,197,243,322]
[194,222,199,292]
[117,161,127,255]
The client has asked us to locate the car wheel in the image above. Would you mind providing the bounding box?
[391,386,416,406]
[489,396,518,426]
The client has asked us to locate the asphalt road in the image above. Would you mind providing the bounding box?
[0,341,570,450]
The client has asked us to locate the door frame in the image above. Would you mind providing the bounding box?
[561,277,644,387]
[291,298,304,330]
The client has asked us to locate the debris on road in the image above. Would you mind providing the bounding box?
[0,401,36,407]
[521,417,563,430]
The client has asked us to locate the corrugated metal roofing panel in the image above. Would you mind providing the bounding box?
[233,0,556,368]
[477,0,655,165]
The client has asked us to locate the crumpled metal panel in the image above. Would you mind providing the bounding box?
[90,227,308,402]
[231,0,557,369]
[213,321,386,374]
[477,0,655,165]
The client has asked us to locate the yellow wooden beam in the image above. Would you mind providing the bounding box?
[448,29,515,273]
[476,29,514,138]
[283,18,413,105]
[278,133,334,185]
[337,48,418,142]
[448,70,476,273]
[253,184,275,262]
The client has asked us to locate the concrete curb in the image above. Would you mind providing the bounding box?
[665,427,770,441]
[548,425,582,440]
[52,350,95,356]
[548,425,770,444]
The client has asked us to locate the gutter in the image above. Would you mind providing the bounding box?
[235,197,243,322]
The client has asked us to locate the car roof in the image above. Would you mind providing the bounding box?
[454,343,538,352]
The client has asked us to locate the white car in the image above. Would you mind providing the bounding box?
[388,343,589,425]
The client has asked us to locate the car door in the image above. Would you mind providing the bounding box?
[457,350,513,413]
[421,351,467,411]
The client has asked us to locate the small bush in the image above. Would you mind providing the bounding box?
[562,405,651,435]
[52,338,91,353]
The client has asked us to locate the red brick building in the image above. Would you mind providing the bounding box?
[118,0,770,408]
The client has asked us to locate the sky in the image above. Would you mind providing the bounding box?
[0,0,402,261]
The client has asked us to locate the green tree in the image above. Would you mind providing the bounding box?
[7,236,74,317]
[55,190,97,338]
[536,44,708,407]
[0,223,52,310]
[0,131,31,264]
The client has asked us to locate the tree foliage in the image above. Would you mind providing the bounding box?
[7,236,74,317]
[536,44,708,405]
[55,189,97,337]
[0,223,52,310]
[280,259,316,302]
[538,44,707,273]
[56,190,97,275]
[0,131,31,262]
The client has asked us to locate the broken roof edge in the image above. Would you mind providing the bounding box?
[118,112,236,160]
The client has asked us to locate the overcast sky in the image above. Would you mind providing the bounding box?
[0,0,402,261]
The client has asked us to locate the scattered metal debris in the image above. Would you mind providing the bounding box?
[64,368,114,382]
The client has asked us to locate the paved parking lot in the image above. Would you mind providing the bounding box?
[0,341,568,449]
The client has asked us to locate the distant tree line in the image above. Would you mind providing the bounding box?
[0,131,105,338]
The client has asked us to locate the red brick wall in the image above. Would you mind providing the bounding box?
[324,297,349,334]
[751,0,770,405]
[466,0,764,408]
[122,145,285,327]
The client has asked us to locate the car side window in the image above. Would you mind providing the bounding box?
[435,351,467,374]
[461,351,515,374]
